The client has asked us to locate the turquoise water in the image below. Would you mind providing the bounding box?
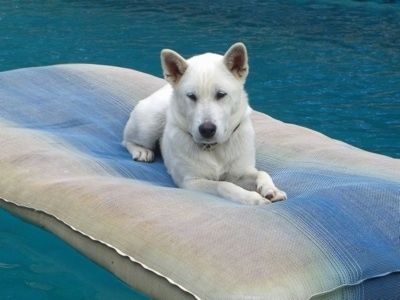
[1,0,399,298]
[0,210,148,299]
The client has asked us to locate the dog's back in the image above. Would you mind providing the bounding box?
[123,84,171,162]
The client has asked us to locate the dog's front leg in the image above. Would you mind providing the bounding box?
[182,178,271,205]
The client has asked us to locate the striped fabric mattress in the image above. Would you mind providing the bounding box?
[0,64,399,299]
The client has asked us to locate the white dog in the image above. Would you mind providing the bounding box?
[123,43,287,204]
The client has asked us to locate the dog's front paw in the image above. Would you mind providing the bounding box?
[134,147,154,162]
[123,141,154,162]
[245,191,273,205]
[257,185,287,202]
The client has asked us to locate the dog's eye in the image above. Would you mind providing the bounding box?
[216,91,227,100]
[187,93,197,102]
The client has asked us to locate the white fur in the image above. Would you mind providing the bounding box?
[123,43,287,204]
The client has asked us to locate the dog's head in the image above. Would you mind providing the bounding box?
[161,43,251,147]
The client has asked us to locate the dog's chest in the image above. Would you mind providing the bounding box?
[199,147,240,182]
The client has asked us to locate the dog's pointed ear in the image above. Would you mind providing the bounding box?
[161,49,188,86]
[223,43,249,81]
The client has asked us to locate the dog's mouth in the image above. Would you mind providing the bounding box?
[194,134,219,150]
[200,141,218,150]
[188,131,219,150]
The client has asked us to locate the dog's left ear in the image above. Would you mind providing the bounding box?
[161,49,188,86]
[223,43,249,81]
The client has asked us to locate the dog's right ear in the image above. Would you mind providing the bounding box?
[161,49,188,86]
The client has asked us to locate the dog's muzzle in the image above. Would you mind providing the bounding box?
[198,122,218,150]
[198,122,217,139]
[181,121,241,151]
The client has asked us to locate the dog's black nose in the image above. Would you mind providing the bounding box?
[199,122,217,138]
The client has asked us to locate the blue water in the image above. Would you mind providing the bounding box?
[0,0,399,298]
[0,210,148,299]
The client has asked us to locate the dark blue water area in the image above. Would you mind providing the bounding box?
[0,0,399,298]
[0,209,149,299]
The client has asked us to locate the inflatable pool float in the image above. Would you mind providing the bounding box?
[0,64,399,299]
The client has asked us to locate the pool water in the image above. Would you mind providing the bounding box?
[1,0,399,298]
